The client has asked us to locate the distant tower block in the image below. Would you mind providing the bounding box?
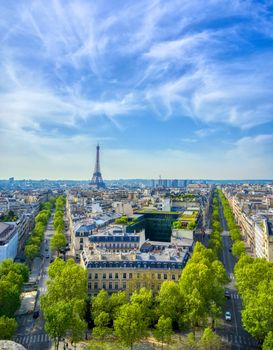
[90,144,106,188]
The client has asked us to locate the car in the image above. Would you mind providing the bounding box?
[33,310,40,319]
[225,290,231,299]
[225,311,232,321]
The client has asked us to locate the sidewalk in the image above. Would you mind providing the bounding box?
[49,340,89,350]
[29,257,43,283]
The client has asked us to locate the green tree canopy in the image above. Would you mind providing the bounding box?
[131,287,154,326]
[114,216,128,225]
[232,240,246,258]
[114,302,147,350]
[154,316,173,349]
[157,281,183,325]
[263,331,273,350]
[41,259,87,348]
[198,327,222,350]
[92,311,111,340]
[91,289,110,320]
[0,316,17,340]
[51,233,66,256]
[24,243,40,261]
[0,280,20,317]
[179,243,228,332]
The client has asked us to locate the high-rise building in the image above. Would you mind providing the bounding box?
[90,144,106,189]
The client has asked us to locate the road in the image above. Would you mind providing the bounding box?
[216,198,260,350]
[14,215,55,350]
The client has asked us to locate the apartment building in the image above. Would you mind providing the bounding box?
[223,185,273,261]
[80,225,192,295]
[0,222,18,262]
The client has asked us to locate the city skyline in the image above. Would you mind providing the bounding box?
[1,0,273,180]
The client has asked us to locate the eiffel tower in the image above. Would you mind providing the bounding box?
[90,144,106,188]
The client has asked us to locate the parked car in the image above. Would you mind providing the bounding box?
[225,290,231,299]
[33,310,40,319]
[225,311,232,321]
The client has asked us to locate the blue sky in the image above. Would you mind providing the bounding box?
[0,0,273,179]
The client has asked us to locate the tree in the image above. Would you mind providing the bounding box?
[187,221,197,230]
[114,303,147,350]
[172,221,182,229]
[92,311,111,340]
[263,331,273,350]
[179,243,228,332]
[235,258,273,300]
[43,301,72,350]
[0,280,20,317]
[114,216,128,225]
[108,291,128,321]
[0,316,17,340]
[51,233,66,256]
[241,281,273,340]
[198,327,222,350]
[48,258,66,279]
[69,310,87,347]
[154,316,173,349]
[232,240,246,258]
[0,259,29,283]
[41,259,87,347]
[1,271,23,290]
[24,243,40,262]
[157,281,183,326]
[91,289,110,320]
[131,287,154,325]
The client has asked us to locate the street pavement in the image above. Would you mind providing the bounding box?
[14,214,55,350]
[216,199,261,350]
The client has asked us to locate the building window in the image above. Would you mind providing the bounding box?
[109,273,112,279]
[80,244,83,250]
[123,273,126,279]
[94,282,98,290]
[80,238,83,243]
[103,283,106,289]
[157,273,161,279]
[103,273,106,279]
[109,282,112,290]
[172,275,175,280]
[164,274,167,280]
[115,272,119,279]
[115,283,118,290]
[129,273,132,278]
[137,273,140,278]
[123,282,126,289]
[88,273,92,280]
[88,282,91,289]
[95,273,98,279]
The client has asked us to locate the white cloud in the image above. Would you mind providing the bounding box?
[0,0,273,178]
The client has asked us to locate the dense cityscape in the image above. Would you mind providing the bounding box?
[0,143,272,350]
[1,1,273,350]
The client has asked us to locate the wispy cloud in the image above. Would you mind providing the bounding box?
[1,0,273,178]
